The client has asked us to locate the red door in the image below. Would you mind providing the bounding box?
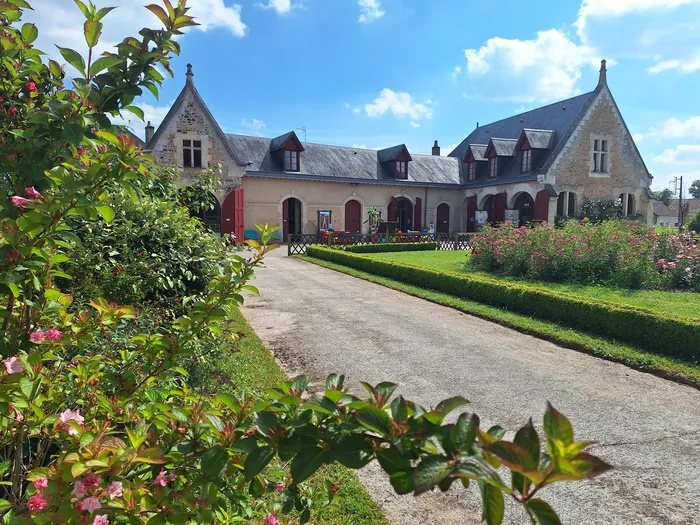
[234,187,244,242]
[414,197,422,231]
[222,188,245,242]
[283,198,290,242]
[494,193,507,222]
[345,200,361,233]
[534,190,550,222]
[467,197,477,232]
[388,197,397,222]
[437,203,450,233]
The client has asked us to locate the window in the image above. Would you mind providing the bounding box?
[284,150,299,172]
[488,157,498,178]
[520,149,532,173]
[396,160,408,179]
[593,139,609,173]
[183,139,202,168]
[467,161,477,181]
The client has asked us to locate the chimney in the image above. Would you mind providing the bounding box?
[186,63,194,86]
[432,140,441,156]
[598,59,607,87]
[145,121,155,143]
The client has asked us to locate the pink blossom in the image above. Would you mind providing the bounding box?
[24,187,42,199]
[33,478,49,491]
[26,82,38,93]
[9,404,24,422]
[3,356,24,374]
[264,514,280,525]
[78,496,101,514]
[72,480,87,499]
[27,493,48,513]
[153,470,169,487]
[686,268,692,273]
[106,481,122,500]
[10,196,30,209]
[275,483,287,492]
[83,473,100,491]
[93,516,109,525]
[60,409,85,436]
[30,330,45,343]
[44,329,63,341]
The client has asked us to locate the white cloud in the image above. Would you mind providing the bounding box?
[255,0,296,14]
[451,66,462,79]
[358,0,385,23]
[576,0,700,74]
[352,107,361,114]
[654,145,700,165]
[241,119,266,136]
[638,116,700,142]
[464,29,598,103]
[409,121,420,128]
[442,143,460,156]
[364,89,434,121]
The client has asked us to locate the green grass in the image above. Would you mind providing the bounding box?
[298,255,700,389]
[196,308,389,525]
[368,251,700,321]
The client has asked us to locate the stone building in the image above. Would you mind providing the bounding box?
[144,61,653,239]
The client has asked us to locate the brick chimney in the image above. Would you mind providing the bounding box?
[432,140,440,156]
[145,121,154,143]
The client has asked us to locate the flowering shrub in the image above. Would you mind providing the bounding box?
[0,2,611,524]
[472,221,700,291]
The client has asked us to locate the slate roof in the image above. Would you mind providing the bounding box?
[653,201,676,217]
[226,134,462,187]
[522,129,555,149]
[270,131,304,152]
[653,199,700,217]
[467,145,488,162]
[487,138,518,157]
[377,144,412,163]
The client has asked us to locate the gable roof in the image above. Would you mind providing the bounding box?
[654,199,700,217]
[519,129,555,150]
[226,134,461,186]
[377,144,412,163]
[270,131,305,152]
[485,138,517,157]
[146,66,242,165]
[467,144,488,162]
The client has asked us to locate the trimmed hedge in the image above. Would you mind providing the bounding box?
[343,242,436,254]
[306,246,700,361]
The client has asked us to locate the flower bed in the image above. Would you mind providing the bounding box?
[471,221,700,291]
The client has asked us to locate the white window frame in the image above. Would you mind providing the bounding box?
[589,134,612,178]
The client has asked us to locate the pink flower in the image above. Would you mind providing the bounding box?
[275,483,287,492]
[30,330,45,343]
[26,81,38,93]
[60,409,85,436]
[24,187,42,199]
[264,514,280,525]
[33,478,49,491]
[27,493,48,513]
[9,107,17,116]
[93,516,109,525]
[78,496,101,514]
[153,470,169,487]
[10,196,30,209]
[71,480,87,499]
[3,356,24,374]
[9,404,24,422]
[83,473,100,491]
[44,329,63,341]
[106,481,122,500]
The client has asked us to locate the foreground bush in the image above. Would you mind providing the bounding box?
[471,221,700,291]
[344,242,437,253]
[0,2,610,523]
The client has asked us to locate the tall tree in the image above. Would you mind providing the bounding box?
[689,179,700,199]
[653,188,674,205]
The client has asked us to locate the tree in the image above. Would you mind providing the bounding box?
[689,210,700,233]
[653,188,674,205]
[689,180,700,199]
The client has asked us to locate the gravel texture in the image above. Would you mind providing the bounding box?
[241,250,700,524]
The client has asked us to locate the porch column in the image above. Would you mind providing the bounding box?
[622,193,629,217]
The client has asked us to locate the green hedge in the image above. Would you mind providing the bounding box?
[306,246,700,361]
[343,242,436,254]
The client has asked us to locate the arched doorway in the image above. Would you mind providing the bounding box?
[389,197,414,231]
[466,196,477,232]
[345,199,362,233]
[481,195,495,223]
[282,197,302,242]
[513,193,535,227]
[202,193,221,233]
[437,203,450,233]
[222,188,244,241]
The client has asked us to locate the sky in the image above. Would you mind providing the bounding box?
[25,0,700,192]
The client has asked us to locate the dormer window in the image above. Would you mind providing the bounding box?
[183,139,202,168]
[467,160,477,181]
[520,148,532,173]
[284,149,300,172]
[396,160,408,179]
[488,157,498,178]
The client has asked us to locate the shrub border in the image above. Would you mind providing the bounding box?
[343,242,436,254]
[305,247,700,361]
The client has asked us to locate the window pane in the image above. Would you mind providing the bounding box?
[193,149,202,168]
[601,140,608,152]
[594,139,599,152]
[193,140,202,148]
[183,149,191,167]
[600,153,607,172]
[593,152,599,172]
[183,140,191,147]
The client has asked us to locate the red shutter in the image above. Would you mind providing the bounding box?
[388,197,398,222]
[414,197,422,231]
[234,187,244,242]
[495,193,507,222]
[222,191,236,235]
[467,196,477,232]
[534,190,550,222]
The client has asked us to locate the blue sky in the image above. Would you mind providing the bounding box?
[30,0,700,192]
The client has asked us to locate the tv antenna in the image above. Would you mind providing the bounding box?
[297,127,307,142]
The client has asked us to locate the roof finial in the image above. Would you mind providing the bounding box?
[186,63,194,85]
[598,59,607,87]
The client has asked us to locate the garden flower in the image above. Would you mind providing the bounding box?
[9,405,24,422]
[264,514,280,525]
[275,483,287,492]
[9,107,17,115]
[3,356,24,374]
[26,81,38,93]
[93,516,109,525]
[10,196,30,209]
[106,481,122,500]
[153,470,170,487]
[33,478,49,491]
[24,186,42,199]
[330,483,340,495]
[60,409,85,436]
[30,330,45,343]
[72,480,87,499]
[83,473,100,491]
[44,329,63,341]
[27,493,48,513]
[78,496,101,514]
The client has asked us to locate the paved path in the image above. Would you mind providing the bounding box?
[241,250,700,525]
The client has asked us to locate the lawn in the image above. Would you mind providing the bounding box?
[369,250,700,321]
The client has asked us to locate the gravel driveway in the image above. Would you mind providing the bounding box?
[241,250,700,525]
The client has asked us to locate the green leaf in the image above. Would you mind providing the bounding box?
[413,456,452,496]
[0,499,10,512]
[61,123,85,145]
[202,445,229,479]
[145,4,170,25]
[485,442,538,473]
[356,406,389,435]
[73,0,90,18]
[291,447,328,483]
[20,23,38,43]
[544,403,574,446]
[389,470,414,495]
[376,447,411,475]
[96,205,115,223]
[133,447,166,465]
[435,396,469,416]
[84,20,102,48]
[57,46,86,75]
[525,499,562,525]
[332,435,373,469]
[243,446,275,481]
[89,55,123,76]
[124,105,145,121]
[481,482,505,525]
